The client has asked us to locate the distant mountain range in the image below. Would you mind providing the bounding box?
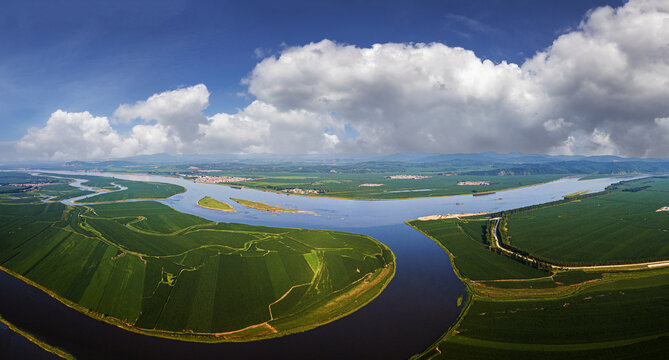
[462,160,669,176]
[4,152,669,176]
[56,152,669,165]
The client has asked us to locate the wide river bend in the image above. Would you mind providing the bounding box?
[0,172,628,359]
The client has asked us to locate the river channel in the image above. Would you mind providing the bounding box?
[0,172,628,359]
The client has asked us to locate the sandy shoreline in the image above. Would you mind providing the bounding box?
[197,203,237,212]
[416,212,490,221]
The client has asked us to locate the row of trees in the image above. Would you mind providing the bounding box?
[484,218,554,271]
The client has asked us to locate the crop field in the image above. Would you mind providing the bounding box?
[422,269,669,359]
[0,195,394,342]
[409,211,669,359]
[197,196,235,211]
[459,273,669,345]
[190,173,562,200]
[504,177,669,265]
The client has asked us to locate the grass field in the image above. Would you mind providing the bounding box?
[197,196,235,212]
[408,179,669,359]
[231,197,316,215]
[0,187,395,342]
[504,177,669,265]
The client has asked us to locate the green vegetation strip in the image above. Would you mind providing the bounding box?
[230,197,316,215]
[0,185,394,342]
[197,196,235,212]
[0,312,75,359]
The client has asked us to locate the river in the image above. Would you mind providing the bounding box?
[0,172,627,359]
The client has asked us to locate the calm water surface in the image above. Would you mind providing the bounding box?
[0,172,629,359]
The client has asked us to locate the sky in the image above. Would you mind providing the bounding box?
[3,0,669,160]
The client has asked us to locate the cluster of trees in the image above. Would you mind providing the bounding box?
[0,185,32,194]
[604,177,652,191]
[493,190,608,218]
[621,186,651,192]
[488,246,553,271]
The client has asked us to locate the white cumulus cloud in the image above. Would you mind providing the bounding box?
[13,0,669,160]
[113,84,209,141]
[524,0,669,157]
[196,100,338,154]
[246,40,553,153]
[17,110,129,160]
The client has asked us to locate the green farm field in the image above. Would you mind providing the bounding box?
[0,193,395,342]
[419,268,669,360]
[408,178,669,359]
[504,177,669,265]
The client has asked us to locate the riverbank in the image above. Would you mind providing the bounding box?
[0,195,395,345]
[416,212,490,221]
[0,312,74,360]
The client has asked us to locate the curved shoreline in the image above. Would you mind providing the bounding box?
[0,190,396,344]
[0,312,75,360]
[197,203,236,212]
[196,196,237,212]
[0,241,395,344]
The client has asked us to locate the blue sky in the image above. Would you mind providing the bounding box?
[6,0,669,160]
[1,0,621,139]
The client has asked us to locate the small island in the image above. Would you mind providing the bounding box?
[197,196,236,212]
[230,197,317,215]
